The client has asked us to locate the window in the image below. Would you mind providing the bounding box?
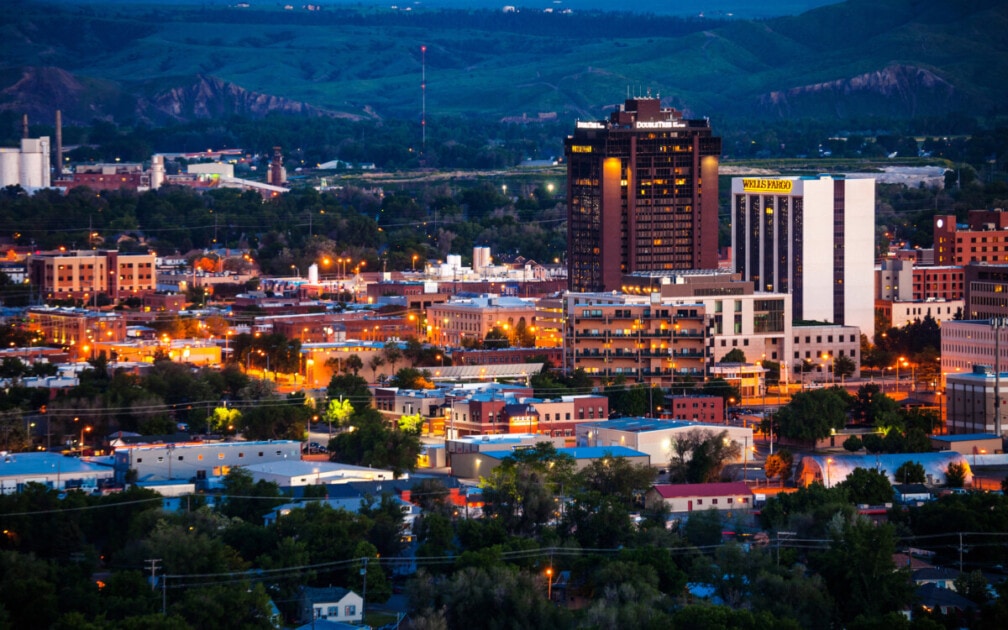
[712,498,719,505]
[218,452,225,460]
[696,499,703,505]
[327,606,338,617]
[345,605,357,617]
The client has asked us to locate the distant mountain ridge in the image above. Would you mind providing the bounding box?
[757,65,960,118]
[1,0,1005,126]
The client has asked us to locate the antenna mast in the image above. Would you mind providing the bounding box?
[421,45,427,160]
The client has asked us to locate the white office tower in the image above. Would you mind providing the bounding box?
[731,175,875,341]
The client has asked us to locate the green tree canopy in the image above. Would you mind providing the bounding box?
[775,389,848,443]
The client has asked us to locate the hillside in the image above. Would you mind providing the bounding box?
[0,0,1005,126]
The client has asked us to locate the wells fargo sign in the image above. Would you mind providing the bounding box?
[742,178,793,193]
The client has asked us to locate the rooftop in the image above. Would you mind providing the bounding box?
[479,445,648,461]
[581,417,727,433]
[652,482,752,499]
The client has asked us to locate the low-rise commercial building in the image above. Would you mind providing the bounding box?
[576,418,753,469]
[451,445,649,479]
[112,440,302,483]
[644,481,754,514]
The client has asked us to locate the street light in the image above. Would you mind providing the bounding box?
[896,356,906,393]
[545,567,553,601]
[412,254,418,271]
[80,425,92,451]
[825,457,833,488]
[821,352,834,386]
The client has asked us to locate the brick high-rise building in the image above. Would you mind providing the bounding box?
[564,97,721,292]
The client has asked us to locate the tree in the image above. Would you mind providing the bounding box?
[343,353,364,376]
[368,354,386,382]
[326,372,372,405]
[774,389,848,444]
[893,461,926,484]
[836,467,893,505]
[219,468,284,523]
[382,342,403,372]
[682,508,723,547]
[206,406,242,434]
[842,436,863,452]
[946,462,967,488]
[576,455,656,510]
[954,570,991,605]
[480,443,574,536]
[388,367,434,390]
[764,449,794,486]
[668,429,740,483]
[328,408,420,478]
[720,348,747,363]
[833,355,856,382]
[814,519,912,625]
[701,377,741,405]
[398,412,424,434]
[323,396,354,429]
[239,396,311,441]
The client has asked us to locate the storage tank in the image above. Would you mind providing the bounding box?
[473,246,491,271]
[151,154,165,189]
[19,137,50,188]
[0,150,18,187]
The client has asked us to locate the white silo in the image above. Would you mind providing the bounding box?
[151,154,165,189]
[0,150,18,187]
[473,246,491,272]
[19,137,50,188]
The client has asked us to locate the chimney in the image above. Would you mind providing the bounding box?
[268,146,285,186]
[54,110,63,177]
[22,114,28,139]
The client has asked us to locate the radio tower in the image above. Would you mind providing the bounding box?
[421,45,427,162]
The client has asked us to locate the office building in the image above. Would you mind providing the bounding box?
[28,250,156,301]
[731,175,875,340]
[934,210,1008,266]
[565,97,721,292]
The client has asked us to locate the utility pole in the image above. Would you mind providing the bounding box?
[146,558,161,590]
[994,318,1005,437]
[361,556,369,614]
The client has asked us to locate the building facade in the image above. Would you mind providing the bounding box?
[934,210,1008,266]
[426,295,537,348]
[791,323,862,383]
[941,320,1008,383]
[562,292,710,386]
[565,97,721,292]
[731,175,875,341]
[964,262,1008,320]
[28,250,156,301]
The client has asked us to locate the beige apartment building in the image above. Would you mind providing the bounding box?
[28,250,156,301]
[562,293,709,387]
[426,295,537,348]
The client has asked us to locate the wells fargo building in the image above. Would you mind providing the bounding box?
[564,98,721,292]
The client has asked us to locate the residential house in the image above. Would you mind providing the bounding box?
[298,587,363,625]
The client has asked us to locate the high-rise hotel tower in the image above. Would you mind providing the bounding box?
[564,98,721,292]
